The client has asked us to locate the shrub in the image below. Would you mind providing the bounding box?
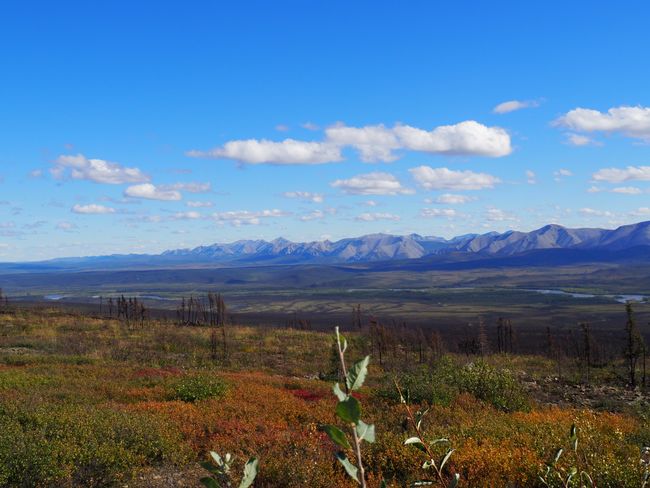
[170,373,228,402]
[378,357,529,412]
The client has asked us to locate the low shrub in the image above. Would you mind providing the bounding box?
[169,373,228,402]
[378,357,530,412]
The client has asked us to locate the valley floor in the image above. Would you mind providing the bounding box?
[1,307,650,487]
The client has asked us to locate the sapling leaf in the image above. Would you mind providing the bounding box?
[210,451,224,466]
[429,438,450,445]
[347,355,370,391]
[356,420,376,443]
[333,382,347,401]
[323,424,351,449]
[336,396,361,424]
[404,436,427,453]
[448,473,460,488]
[336,452,360,483]
[200,477,220,488]
[551,448,563,466]
[440,449,454,471]
[238,457,258,488]
[200,461,221,475]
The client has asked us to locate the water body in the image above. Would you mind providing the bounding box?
[44,294,65,300]
[529,289,647,304]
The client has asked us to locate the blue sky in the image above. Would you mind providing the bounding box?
[2,1,650,261]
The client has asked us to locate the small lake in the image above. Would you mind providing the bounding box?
[529,289,647,304]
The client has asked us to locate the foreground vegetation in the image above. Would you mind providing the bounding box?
[1,306,650,486]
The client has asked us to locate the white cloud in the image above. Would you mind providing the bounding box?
[580,207,614,217]
[282,191,324,203]
[300,210,326,221]
[611,186,642,194]
[525,170,537,184]
[355,212,401,222]
[211,209,289,226]
[587,186,602,193]
[331,172,414,195]
[493,99,540,114]
[409,166,500,191]
[553,169,573,181]
[53,154,149,184]
[555,106,650,141]
[301,122,319,131]
[362,200,378,207]
[193,120,512,165]
[435,193,475,204]
[325,124,401,162]
[187,139,342,165]
[56,221,77,231]
[71,204,116,214]
[275,124,290,132]
[186,201,214,208]
[29,169,43,178]
[124,183,182,201]
[565,133,599,146]
[171,211,201,220]
[631,207,650,216]
[486,208,517,222]
[592,166,650,183]
[420,208,457,218]
[162,182,211,193]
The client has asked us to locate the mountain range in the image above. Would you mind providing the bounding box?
[2,220,650,273]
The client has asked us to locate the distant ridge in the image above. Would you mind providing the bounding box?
[2,220,650,271]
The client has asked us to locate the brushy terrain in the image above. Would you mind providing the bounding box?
[1,306,650,487]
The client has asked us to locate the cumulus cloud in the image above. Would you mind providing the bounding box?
[355,212,401,222]
[565,133,599,146]
[525,170,537,184]
[191,120,511,165]
[580,207,614,217]
[434,193,476,204]
[124,183,182,201]
[282,191,324,203]
[592,166,650,183]
[555,105,650,141]
[299,208,336,221]
[325,124,401,162]
[486,208,517,222]
[71,204,116,214]
[53,154,149,184]
[420,208,457,218]
[56,221,77,231]
[186,201,214,208]
[331,172,414,195]
[211,209,289,226]
[409,166,500,191]
[301,122,320,131]
[326,121,511,162]
[187,139,342,165]
[631,207,650,216]
[553,169,573,181]
[612,186,642,194]
[171,211,201,220]
[162,182,211,193]
[493,99,540,114]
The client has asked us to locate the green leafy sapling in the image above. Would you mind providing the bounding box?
[394,379,460,487]
[200,451,258,488]
[539,424,594,488]
[322,326,376,487]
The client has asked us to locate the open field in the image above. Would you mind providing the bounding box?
[2,306,650,487]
